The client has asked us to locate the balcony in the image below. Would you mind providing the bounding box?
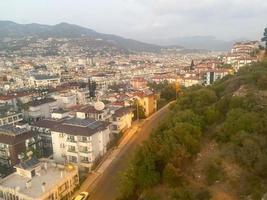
[79,149,88,153]
[79,149,93,158]
[66,138,76,143]
[0,147,7,152]
[0,154,9,160]
[80,159,90,164]
[79,139,89,143]
[67,149,77,153]
[66,139,78,147]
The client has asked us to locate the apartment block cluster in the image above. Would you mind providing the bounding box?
[224,41,260,71]
[0,78,160,200]
[0,38,261,199]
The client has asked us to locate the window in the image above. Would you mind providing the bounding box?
[80,136,87,142]
[8,117,13,123]
[68,156,77,163]
[67,135,75,142]
[31,169,36,177]
[68,146,76,152]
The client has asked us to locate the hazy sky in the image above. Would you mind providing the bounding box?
[0,0,266,42]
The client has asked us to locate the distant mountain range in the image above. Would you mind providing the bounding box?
[0,21,237,52]
[145,36,243,51]
[0,21,163,53]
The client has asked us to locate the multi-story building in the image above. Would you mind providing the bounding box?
[0,158,79,200]
[29,75,60,88]
[74,89,90,105]
[131,77,148,90]
[53,92,77,109]
[132,92,157,117]
[0,105,23,127]
[35,117,111,171]
[204,69,230,85]
[24,98,58,122]
[0,96,18,110]
[76,104,110,121]
[231,41,260,55]
[225,41,259,72]
[182,76,203,87]
[109,107,133,134]
[0,125,38,171]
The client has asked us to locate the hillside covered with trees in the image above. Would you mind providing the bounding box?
[118,61,267,200]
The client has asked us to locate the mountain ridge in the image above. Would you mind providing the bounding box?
[145,35,238,51]
[0,20,164,53]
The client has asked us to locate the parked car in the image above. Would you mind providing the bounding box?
[72,192,89,200]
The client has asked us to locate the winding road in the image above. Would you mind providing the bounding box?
[87,103,171,200]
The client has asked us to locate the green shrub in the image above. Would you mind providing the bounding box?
[205,160,224,185]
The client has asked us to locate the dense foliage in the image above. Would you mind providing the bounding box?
[148,81,178,108]
[118,61,267,200]
[262,28,267,50]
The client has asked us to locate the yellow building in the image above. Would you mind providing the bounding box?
[110,107,134,134]
[133,92,157,117]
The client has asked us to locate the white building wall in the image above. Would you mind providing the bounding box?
[51,131,66,163]
[51,127,110,171]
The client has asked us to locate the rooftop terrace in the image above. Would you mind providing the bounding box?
[0,159,78,199]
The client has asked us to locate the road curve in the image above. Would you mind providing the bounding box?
[88,103,171,200]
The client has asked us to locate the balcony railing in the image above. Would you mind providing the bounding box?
[80,159,90,164]
[66,138,76,143]
[67,149,77,153]
[79,149,92,153]
[79,139,89,143]
[0,147,7,152]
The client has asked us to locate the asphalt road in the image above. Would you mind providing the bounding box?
[88,104,171,200]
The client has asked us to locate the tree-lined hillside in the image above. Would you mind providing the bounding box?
[118,61,267,200]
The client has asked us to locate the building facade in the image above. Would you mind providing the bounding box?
[0,158,79,200]
[0,125,38,172]
[35,117,111,171]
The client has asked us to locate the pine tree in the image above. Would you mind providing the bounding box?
[262,28,267,51]
[190,60,195,70]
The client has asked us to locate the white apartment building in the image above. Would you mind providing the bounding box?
[90,75,116,91]
[182,76,203,88]
[73,89,90,105]
[231,41,259,54]
[25,98,58,122]
[204,69,230,85]
[53,92,77,109]
[0,158,79,200]
[234,57,257,71]
[0,111,23,127]
[109,107,133,134]
[76,104,111,121]
[52,89,90,109]
[35,117,111,172]
[29,75,60,88]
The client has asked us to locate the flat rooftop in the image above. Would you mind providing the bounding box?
[0,161,77,199]
[0,124,28,136]
[35,117,110,136]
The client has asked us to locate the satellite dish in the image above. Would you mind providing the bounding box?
[94,101,105,111]
[18,153,24,160]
